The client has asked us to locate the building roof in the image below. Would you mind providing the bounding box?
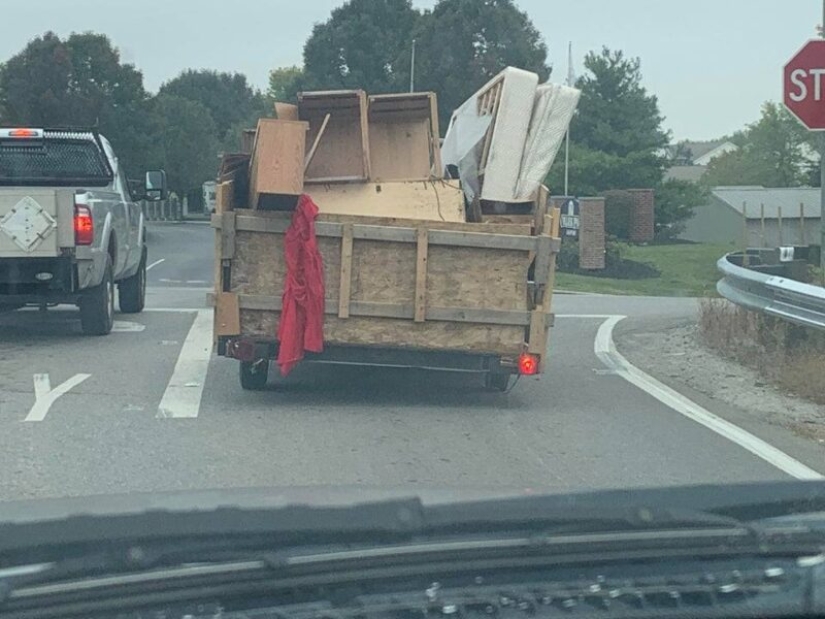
[712,186,821,219]
[665,165,708,183]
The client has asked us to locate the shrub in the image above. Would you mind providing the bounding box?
[603,190,634,240]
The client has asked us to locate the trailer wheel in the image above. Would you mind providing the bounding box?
[240,360,269,391]
[485,372,511,392]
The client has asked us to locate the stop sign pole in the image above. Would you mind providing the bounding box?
[783,2,825,272]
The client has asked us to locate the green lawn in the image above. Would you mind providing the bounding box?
[554,242,736,297]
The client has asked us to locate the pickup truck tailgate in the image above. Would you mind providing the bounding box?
[0,189,74,258]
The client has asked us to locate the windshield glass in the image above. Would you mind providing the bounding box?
[0,0,823,550]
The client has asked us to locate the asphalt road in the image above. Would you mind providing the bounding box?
[0,222,822,501]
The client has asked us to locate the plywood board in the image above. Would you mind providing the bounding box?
[309,181,465,222]
[239,310,525,355]
[249,119,307,208]
[215,292,241,337]
[274,102,299,120]
[301,90,369,182]
[369,118,432,180]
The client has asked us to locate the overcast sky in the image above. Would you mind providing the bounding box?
[0,1,820,141]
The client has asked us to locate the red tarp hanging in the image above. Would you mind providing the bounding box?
[277,195,325,375]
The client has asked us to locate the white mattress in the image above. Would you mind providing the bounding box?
[514,84,581,201]
[442,66,580,204]
[478,68,539,202]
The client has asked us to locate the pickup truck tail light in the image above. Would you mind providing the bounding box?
[518,353,539,376]
[74,204,94,245]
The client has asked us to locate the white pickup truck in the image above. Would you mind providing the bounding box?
[0,128,166,334]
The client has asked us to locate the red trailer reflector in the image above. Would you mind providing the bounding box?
[74,204,94,245]
[518,353,538,376]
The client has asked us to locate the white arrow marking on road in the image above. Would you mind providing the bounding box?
[594,316,824,481]
[157,310,213,419]
[146,258,166,271]
[25,373,91,422]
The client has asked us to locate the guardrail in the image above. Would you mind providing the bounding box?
[717,253,825,331]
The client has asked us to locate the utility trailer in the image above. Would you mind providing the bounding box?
[212,183,560,391]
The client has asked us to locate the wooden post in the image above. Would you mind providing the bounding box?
[778,205,784,247]
[742,202,749,267]
[414,228,429,323]
[800,202,807,245]
[338,224,354,319]
[305,113,331,172]
[760,203,766,247]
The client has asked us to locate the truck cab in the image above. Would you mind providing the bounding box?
[0,128,166,334]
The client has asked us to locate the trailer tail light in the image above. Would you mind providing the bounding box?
[74,204,94,245]
[518,353,538,376]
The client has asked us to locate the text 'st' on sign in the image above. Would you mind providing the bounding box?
[784,39,825,130]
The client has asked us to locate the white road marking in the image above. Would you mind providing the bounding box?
[25,373,91,422]
[112,320,146,333]
[157,310,213,419]
[146,258,165,271]
[594,316,824,481]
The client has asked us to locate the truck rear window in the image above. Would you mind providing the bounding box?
[0,136,113,187]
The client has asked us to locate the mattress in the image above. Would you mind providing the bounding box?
[514,84,581,201]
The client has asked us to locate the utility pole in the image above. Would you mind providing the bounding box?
[564,42,573,196]
[410,39,416,93]
[821,0,825,274]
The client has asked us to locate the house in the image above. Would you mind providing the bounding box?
[679,186,822,247]
[664,140,739,183]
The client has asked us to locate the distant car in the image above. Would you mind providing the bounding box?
[0,128,166,334]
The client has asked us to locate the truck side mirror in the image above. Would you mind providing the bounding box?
[144,170,168,202]
[128,179,147,201]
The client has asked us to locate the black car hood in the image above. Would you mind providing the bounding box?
[1,481,825,526]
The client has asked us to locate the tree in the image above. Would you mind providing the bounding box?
[547,48,668,192]
[414,0,550,131]
[654,179,707,240]
[159,70,268,141]
[302,0,418,93]
[704,102,817,188]
[268,65,306,103]
[0,32,152,176]
[151,95,220,196]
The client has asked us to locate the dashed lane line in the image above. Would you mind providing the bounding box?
[156,310,213,419]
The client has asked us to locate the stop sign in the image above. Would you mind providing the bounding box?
[784,39,825,130]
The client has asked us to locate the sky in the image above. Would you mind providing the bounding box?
[0,0,820,141]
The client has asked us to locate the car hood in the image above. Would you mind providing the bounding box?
[2,481,825,527]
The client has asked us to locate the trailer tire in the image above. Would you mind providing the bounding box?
[240,360,269,391]
[118,248,146,314]
[485,372,511,392]
[80,256,115,336]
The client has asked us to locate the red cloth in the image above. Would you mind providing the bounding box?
[277,194,325,376]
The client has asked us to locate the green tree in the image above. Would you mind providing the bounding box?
[159,69,268,142]
[268,65,305,103]
[151,95,220,196]
[547,48,668,193]
[0,32,153,176]
[704,102,816,188]
[302,0,418,93]
[654,179,707,240]
[415,0,550,132]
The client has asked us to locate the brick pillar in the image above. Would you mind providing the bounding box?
[628,189,655,243]
[578,197,605,270]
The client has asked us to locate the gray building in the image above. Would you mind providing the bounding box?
[680,186,822,248]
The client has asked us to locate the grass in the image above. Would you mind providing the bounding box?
[555,242,736,297]
[698,299,825,405]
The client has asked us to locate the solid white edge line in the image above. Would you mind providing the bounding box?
[146,258,165,271]
[594,316,823,481]
[156,310,213,419]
